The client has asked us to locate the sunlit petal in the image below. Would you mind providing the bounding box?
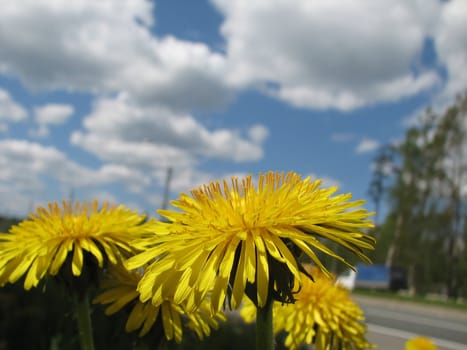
[241,266,374,350]
[0,200,146,290]
[129,172,375,312]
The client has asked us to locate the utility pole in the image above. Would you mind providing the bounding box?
[161,167,173,211]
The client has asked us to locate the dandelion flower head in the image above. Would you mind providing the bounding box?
[406,336,437,350]
[127,172,375,312]
[0,200,146,290]
[241,265,374,350]
[94,263,226,343]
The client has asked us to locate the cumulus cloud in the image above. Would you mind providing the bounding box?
[0,0,232,112]
[30,103,74,137]
[355,138,381,154]
[0,139,88,202]
[34,103,74,124]
[71,93,268,169]
[0,184,34,217]
[433,0,467,101]
[0,88,27,131]
[248,124,269,144]
[0,139,152,205]
[1,0,465,216]
[3,141,56,184]
[89,190,120,206]
[153,168,217,194]
[213,0,443,110]
[0,0,463,114]
[126,36,232,111]
[96,163,152,193]
[67,93,268,200]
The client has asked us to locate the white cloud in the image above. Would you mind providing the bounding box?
[0,139,153,207]
[214,0,442,110]
[30,103,74,137]
[96,163,151,194]
[28,125,49,138]
[87,190,120,206]
[153,168,216,194]
[433,0,467,102]
[67,93,268,201]
[0,139,92,187]
[34,103,74,124]
[0,137,243,216]
[248,124,269,144]
[71,94,268,169]
[127,36,232,111]
[0,88,27,131]
[0,0,463,115]
[0,0,232,112]
[0,184,34,218]
[356,138,380,154]
[2,0,465,216]
[401,105,429,127]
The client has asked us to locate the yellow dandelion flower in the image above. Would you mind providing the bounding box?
[127,172,375,312]
[240,266,374,350]
[0,200,146,290]
[94,263,226,343]
[406,336,437,350]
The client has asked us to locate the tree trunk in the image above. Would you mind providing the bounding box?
[385,213,403,268]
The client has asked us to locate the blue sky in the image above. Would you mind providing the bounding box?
[0,0,466,218]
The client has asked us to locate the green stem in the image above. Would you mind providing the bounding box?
[256,298,274,350]
[74,292,96,350]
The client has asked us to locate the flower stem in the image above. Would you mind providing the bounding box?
[256,298,274,350]
[74,292,96,350]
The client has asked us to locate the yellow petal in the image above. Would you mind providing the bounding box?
[24,257,40,290]
[139,303,159,336]
[161,302,174,340]
[254,234,269,307]
[231,240,247,309]
[173,267,193,304]
[50,240,73,275]
[126,302,147,332]
[80,239,104,267]
[244,234,256,283]
[72,242,83,276]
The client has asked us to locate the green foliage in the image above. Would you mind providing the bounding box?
[0,279,300,350]
[371,93,467,298]
[0,216,21,233]
[0,280,138,350]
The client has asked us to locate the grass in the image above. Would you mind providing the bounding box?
[352,288,467,311]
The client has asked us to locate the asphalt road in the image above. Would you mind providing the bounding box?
[353,295,467,350]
